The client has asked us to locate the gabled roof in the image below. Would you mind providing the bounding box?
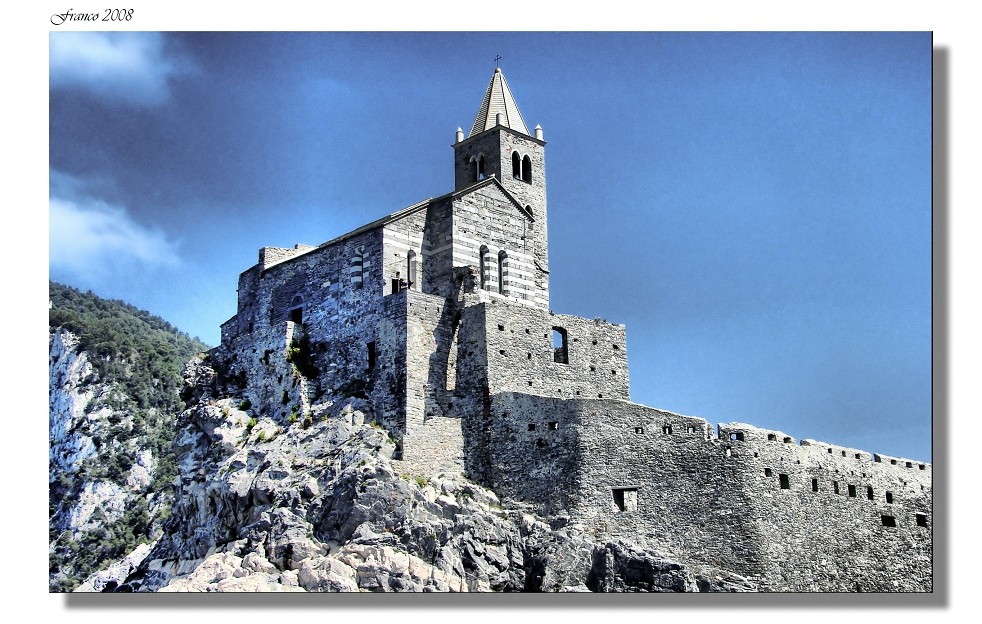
[315,177,533,249]
[451,176,535,222]
[469,68,530,138]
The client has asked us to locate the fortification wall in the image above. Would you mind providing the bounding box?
[480,300,629,400]
[480,393,932,591]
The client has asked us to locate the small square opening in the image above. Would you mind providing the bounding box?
[881,515,897,527]
[915,513,928,527]
[767,434,777,441]
[764,468,772,477]
[527,423,536,431]
[612,487,638,512]
[547,421,558,431]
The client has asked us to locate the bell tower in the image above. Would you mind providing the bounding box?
[453,67,549,303]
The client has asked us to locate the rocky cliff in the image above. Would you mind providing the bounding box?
[75,355,754,593]
[48,283,208,591]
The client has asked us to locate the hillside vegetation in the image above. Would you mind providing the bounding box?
[48,282,210,591]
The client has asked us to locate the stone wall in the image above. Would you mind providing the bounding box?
[480,394,933,591]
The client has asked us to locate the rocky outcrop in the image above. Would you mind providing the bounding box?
[82,357,754,593]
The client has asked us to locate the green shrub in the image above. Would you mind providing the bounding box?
[238,399,251,411]
[245,417,257,432]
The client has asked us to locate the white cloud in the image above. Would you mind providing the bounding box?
[50,195,181,278]
[49,32,185,106]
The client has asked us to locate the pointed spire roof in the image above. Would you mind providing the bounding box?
[469,67,530,138]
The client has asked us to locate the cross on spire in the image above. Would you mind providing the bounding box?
[494,54,501,68]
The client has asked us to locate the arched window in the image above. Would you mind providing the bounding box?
[477,154,487,181]
[479,245,491,290]
[498,250,508,296]
[522,155,532,183]
[350,248,363,288]
[512,151,521,179]
[525,204,533,218]
[290,295,303,324]
[407,250,418,291]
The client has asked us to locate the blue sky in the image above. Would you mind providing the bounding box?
[48,31,932,462]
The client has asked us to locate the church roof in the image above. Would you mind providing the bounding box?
[469,67,530,137]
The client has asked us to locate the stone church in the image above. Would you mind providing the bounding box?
[214,68,932,591]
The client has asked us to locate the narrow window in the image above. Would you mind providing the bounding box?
[367,342,377,370]
[407,250,418,291]
[552,327,569,364]
[842,450,847,457]
[779,474,790,489]
[512,151,521,179]
[724,447,732,457]
[479,245,491,290]
[886,491,894,504]
[881,515,897,527]
[764,468,772,477]
[289,295,303,324]
[477,154,486,181]
[686,425,696,434]
[522,155,532,183]
[612,488,638,512]
[915,513,928,527]
[833,481,840,494]
[498,250,508,296]
[867,486,874,500]
[634,426,644,434]
[848,484,857,497]
[812,478,819,492]
[662,424,673,434]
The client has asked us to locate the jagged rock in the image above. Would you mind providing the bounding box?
[586,541,699,593]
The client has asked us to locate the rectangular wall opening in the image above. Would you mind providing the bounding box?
[612,487,638,513]
[881,515,897,527]
[848,484,857,497]
[833,481,840,494]
[812,478,819,492]
[367,341,377,370]
[730,432,744,441]
[886,491,894,504]
[779,474,790,489]
[547,421,558,431]
[867,486,874,500]
[552,327,569,364]
[915,513,928,527]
